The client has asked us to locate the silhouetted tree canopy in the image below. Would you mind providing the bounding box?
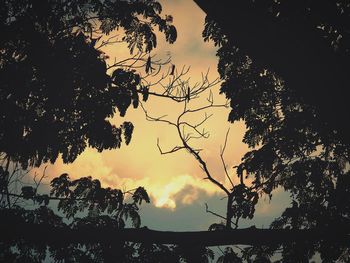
[0,0,176,168]
[1,0,350,262]
[201,0,350,261]
[197,0,350,144]
[0,173,218,262]
[2,173,150,262]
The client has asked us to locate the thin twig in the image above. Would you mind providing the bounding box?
[221,128,235,188]
[205,203,227,221]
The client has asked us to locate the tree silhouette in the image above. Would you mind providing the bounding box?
[1,0,350,262]
[142,92,260,230]
[0,0,176,168]
[0,0,218,261]
[0,173,169,262]
[1,171,220,262]
[196,0,350,144]
[199,0,350,261]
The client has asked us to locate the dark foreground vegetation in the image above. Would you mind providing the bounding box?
[1,0,350,262]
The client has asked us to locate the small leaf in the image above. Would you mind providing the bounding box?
[145,56,152,74]
[141,86,149,102]
[122,122,134,145]
[132,187,150,204]
[22,186,36,199]
[129,209,141,228]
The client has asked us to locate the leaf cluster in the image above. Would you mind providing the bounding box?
[0,0,176,168]
[203,3,350,260]
[1,172,154,262]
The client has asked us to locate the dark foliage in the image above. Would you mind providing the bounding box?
[1,174,144,262]
[202,0,350,261]
[0,0,177,168]
[2,0,350,262]
[199,0,350,144]
[217,247,242,263]
[0,174,216,262]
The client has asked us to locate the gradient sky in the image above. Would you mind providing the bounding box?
[32,0,290,231]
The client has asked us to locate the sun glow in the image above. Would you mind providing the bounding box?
[148,175,218,209]
[31,0,251,211]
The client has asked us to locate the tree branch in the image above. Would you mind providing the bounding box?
[220,128,234,188]
[205,203,238,228]
[1,220,348,247]
[156,138,185,155]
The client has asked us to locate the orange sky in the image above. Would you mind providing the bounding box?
[31,1,289,228]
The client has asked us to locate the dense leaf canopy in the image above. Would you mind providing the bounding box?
[0,0,176,168]
[202,0,350,261]
[199,0,350,143]
[1,0,350,262]
[0,174,215,262]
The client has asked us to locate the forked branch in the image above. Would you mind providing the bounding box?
[141,88,231,197]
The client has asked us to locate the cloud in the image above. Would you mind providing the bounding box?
[29,0,288,225]
[139,186,290,231]
[147,174,219,209]
[36,150,222,210]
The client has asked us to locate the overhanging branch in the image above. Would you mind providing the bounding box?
[1,221,349,247]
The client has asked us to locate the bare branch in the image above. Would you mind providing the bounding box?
[205,203,238,228]
[142,96,230,195]
[95,34,123,50]
[205,203,227,222]
[142,66,221,102]
[33,166,48,192]
[157,138,185,155]
[220,129,235,188]
[140,103,177,127]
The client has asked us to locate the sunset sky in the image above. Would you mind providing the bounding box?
[32,0,290,231]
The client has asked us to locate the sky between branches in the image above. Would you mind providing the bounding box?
[31,0,290,231]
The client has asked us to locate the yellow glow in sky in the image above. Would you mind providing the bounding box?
[33,0,250,210]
